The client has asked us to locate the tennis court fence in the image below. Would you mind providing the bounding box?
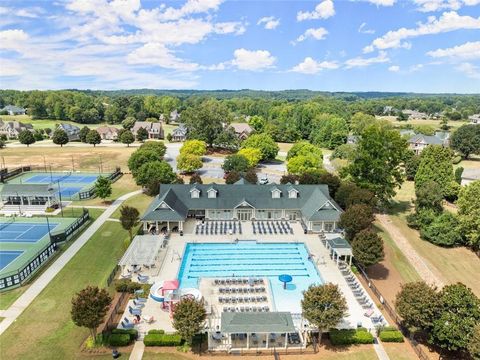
[75,167,123,200]
[0,166,32,183]
[50,209,90,243]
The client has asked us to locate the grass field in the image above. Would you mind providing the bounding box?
[0,220,131,360]
[383,343,418,360]
[377,115,468,130]
[111,192,153,219]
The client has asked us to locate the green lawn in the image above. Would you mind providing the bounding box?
[111,192,153,219]
[0,220,130,360]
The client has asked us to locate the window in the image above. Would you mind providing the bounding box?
[324,222,334,232]
[191,189,200,198]
[207,189,217,198]
[271,189,281,198]
[288,189,298,198]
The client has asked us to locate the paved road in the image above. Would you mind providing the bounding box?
[0,190,143,336]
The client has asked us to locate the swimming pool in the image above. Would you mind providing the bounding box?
[177,241,323,312]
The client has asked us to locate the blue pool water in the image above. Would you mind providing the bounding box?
[178,241,323,312]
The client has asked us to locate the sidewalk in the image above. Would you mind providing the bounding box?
[0,190,143,336]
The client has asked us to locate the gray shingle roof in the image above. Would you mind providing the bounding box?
[1,184,56,196]
[408,134,444,145]
[141,184,342,222]
[221,312,295,333]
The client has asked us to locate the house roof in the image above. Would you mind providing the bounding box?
[462,168,480,181]
[408,134,444,145]
[230,123,252,135]
[221,312,295,334]
[2,105,25,113]
[172,124,187,136]
[96,126,119,135]
[141,184,342,222]
[1,184,56,197]
[58,123,80,132]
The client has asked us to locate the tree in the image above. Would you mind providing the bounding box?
[345,187,377,210]
[128,148,164,178]
[120,129,135,147]
[214,128,239,150]
[222,154,250,173]
[431,283,480,352]
[468,324,480,360]
[420,212,463,247]
[415,145,454,198]
[33,130,43,141]
[86,129,101,147]
[52,128,69,147]
[339,204,374,240]
[345,124,407,203]
[301,284,348,342]
[287,155,322,176]
[182,99,232,147]
[93,176,112,203]
[450,124,480,159]
[177,153,203,174]
[189,173,203,184]
[414,180,443,213]
[404,151,421,181]
[241,133,279,161]
[135,160,176,195]
[71,286,111,342]
[248,115,266,132]
[139,141,167,157]
[244,168,258,184]
[331,144,357,161]
[225,171,241,184]
[310,115,348,149]
[136,127,148,142]
[237,147,262,168]
[457,181,480,250]
[454,166,463,184]
[395,281,440,333]
[180,139,207,156]
[317,172,341,198]
[122,116,136,130]
[280,174,299,184]
[0,138,5,149]
[119,206,140,241]
[172,298,206,345]
[352,229,384,267]
[79,126,90,142]
[350,112,377,135]
[18,130,35,147]
[335,182,359,209]
[287,141,323,160]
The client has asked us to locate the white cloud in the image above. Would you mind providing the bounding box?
[427,41,480,60]
[364,11,480,53]
[214,22,246,35]
[456,62,480,79]
[294,27,329,43]
[358,22,375,34]
[0,29,29,52]
[364,0,396,5]
[156,0,223,21]
[345,51,390,68]
[126,43,199,71]
[297,0,335,21]
[410,64,424,72]
[412,0,480,12]
[257,16,280,30]
[0,58,24,76]
[231,48,276,71]
[291,57,339,74]
[388,65,400,72]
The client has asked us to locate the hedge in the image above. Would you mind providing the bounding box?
[111,328,138,341]
[108,334,131,347]
[148,329,165,335]
[114,279,142,293]
[379,330,404,343]
[144,333,183,347]
[329,329,374,345]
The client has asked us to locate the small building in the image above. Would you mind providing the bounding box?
[141,183,343,234]
[407,133,448,155]
[132,121,164,139]
[0,184,59,214]
[1,105,26,116]
[461,168,480,186]
[57,123,81,141]
[96,126,119,141]
[171,123,187,142]
[469,114,480,125]
[402,109,428,120]
[170,109,180,123]
[0,120,33,139]
[230,123,253,140]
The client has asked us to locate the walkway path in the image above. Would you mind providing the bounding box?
[373,337,391,360]
[377,214,445,288]
[0,190,143,336]
[129,340,145,360]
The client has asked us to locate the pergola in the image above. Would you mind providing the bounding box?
[118,235,163,268]
[209,312,306,351]
[325,237,353,265]
[0,184,58,208]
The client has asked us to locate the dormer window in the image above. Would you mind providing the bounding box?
[207,188,217,198]
[190,188,200,198]
[288,189,299,198]
[271,188,281,199]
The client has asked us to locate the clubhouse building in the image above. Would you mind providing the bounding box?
[141,182,343,234]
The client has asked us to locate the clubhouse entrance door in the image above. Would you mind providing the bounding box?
[237,209,253,221]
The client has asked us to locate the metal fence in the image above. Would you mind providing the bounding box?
[106,264,120,287]
[0,166,31,182]
[75,167,123,200]
[50,209,90,243]
[354,261,430,360]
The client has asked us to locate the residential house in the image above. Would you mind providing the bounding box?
[141,183,343,234]
[171,123,188,142]
[407,133,448,155]
[0,120,33,139]
[132,121,164,139]
[461,168,480,186]
[230,123,253,140]
[402,109,428,120]
[57,123,81,141]
[1,105,26,115]
[469,114,480,125]
[96,126,120,141]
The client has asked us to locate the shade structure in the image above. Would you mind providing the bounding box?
[118,235,163,267]
[279,274,293,289]
[163,279,179,291]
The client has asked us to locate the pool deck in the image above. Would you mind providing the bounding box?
[118,221,385,336]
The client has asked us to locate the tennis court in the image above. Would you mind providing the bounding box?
[25,174,98,184]
[0,221,59,243]
[0,250,24,271]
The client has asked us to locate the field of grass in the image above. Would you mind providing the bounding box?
[383,343,418,360]
[0,220,131,360]
[111,192,153,219]
[377,115,468,130]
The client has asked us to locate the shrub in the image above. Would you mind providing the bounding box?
[379,329,404,343]
[143,333,183,346]
[111,328,138,341]
[108,334,131,347]
[329,329,374,345]
[114,279,142,293]
[148,329,165,334]
[452,155,462,164]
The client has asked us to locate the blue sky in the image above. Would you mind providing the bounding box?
[0,0,479,92]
